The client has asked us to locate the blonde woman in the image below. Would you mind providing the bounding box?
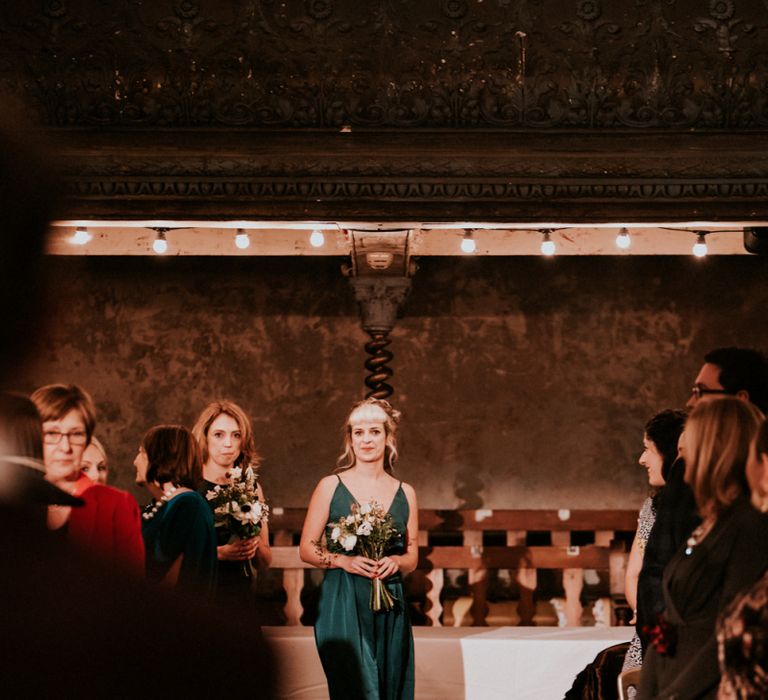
[80,436,108,485]
[300,398,417,700]
[192,400,271,608]
[717,418,768,699]
[639,398,768,699]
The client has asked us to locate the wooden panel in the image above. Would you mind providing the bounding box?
[270,509,639,533]
[271,545,614,570]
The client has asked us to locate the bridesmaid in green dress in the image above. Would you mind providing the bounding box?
[300,398,418,700]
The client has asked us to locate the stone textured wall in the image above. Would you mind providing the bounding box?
[17,255,768,510]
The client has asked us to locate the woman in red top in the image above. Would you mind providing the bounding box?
[31,383,144,571]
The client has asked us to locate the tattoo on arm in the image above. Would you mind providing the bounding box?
[312,539,336,569]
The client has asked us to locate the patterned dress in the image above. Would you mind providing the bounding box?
[717,570,768,699]
[622,497,657,672]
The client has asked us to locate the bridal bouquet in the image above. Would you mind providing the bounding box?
[205,465,269,540]
[326,500,400,612]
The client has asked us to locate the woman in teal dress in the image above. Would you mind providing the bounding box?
[300,398,418,700]
[135,424,217,595]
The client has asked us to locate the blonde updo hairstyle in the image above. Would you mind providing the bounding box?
[684,397,764,519]
[336,398,401,474]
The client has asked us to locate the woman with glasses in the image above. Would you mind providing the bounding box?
[31,384,144,571]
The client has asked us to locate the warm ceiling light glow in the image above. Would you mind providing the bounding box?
[152,230,168,254]
[692,233,708,258]
[460,230,476,254]
[615,227,631,249]
[234,229,251,249]
[70,227,92,245]
[309,229,325,248]
[540,230,556,256]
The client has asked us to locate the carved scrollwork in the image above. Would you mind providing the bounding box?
[1,0,768,129]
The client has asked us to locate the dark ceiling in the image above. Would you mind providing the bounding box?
[2,0,768,221]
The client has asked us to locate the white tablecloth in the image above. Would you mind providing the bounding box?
[263,625,633,699]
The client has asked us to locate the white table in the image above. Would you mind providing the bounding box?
[263,626,633,699]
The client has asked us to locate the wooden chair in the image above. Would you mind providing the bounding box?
[617,667,641,700]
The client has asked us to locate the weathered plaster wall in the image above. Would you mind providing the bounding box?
[17,255,768,510]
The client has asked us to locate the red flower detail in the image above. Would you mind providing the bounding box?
[643,614,677,656]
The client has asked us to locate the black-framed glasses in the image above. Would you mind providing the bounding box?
[690,385,731,400]
[43,430,88,446]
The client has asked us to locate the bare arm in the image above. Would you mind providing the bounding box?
[624,531,643,616]
[254,482,272,568]
[299,476,377,578]
[377,482,419,578]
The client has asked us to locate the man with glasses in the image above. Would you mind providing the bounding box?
[687,347,768,411]
[637,346,768,651]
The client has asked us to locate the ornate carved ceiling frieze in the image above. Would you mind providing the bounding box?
[2,1,768,220]
[3,0,768,130]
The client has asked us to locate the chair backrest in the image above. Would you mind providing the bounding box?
[617,667,641,700]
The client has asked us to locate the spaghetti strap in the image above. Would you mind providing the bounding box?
[336,474,342,483]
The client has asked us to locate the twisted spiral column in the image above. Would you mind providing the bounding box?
[350,277,411,399]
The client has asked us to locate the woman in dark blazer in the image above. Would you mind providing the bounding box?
[639,398,768,700]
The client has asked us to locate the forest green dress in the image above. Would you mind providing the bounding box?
[314,476,415,700]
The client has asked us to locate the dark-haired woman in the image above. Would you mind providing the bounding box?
[135,425,216,595]
[623,409,687,675]
[300,398,417,700]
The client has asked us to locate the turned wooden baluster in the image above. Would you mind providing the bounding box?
[275,531,304,625]
[420,530,444,626]
[508,529,537,625]
[465,530,489,626]
[552,530,583,626]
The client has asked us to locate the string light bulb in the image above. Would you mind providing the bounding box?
[309,229,325,248]
[234,228,251,249]
[152,229,168,254]
[692,232,708,258]
[615,227,631,250]
[540,230,556,256]
[460,230,477,254]
[70,226,92,245]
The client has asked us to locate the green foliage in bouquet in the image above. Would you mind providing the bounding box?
[326,500,401,611]
[205,465,269,540]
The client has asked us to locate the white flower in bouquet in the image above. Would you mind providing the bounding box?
[341,534,358,551]
[204,464,269,540]
[324,499,401,611]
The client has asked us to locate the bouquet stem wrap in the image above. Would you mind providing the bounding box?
[370,577,395,612]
